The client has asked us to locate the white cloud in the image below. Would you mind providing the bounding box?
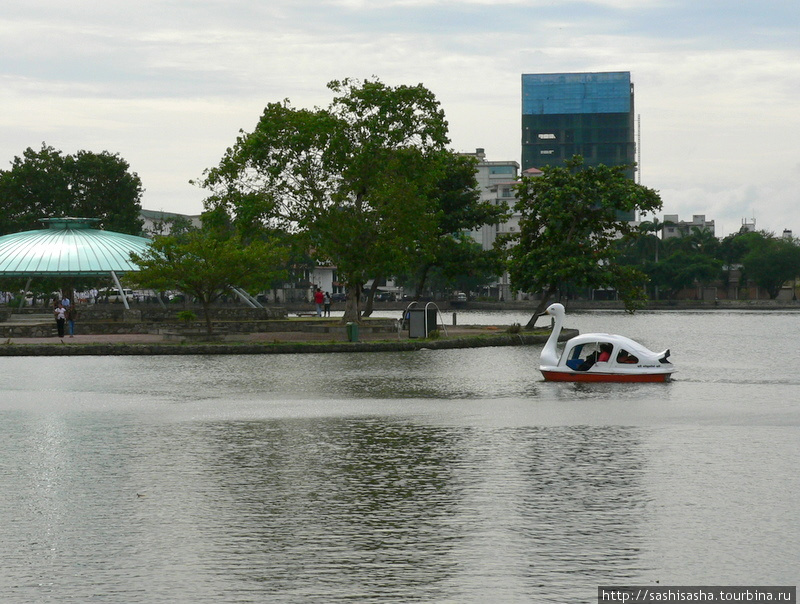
[1,0,798,234]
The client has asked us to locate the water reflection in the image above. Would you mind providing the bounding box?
[140,420,651,602]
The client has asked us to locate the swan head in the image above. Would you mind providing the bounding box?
[545,303,565,318]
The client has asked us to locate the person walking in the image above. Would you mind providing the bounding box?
[314,288,324,317]
[54,302,66,340]
[323,291,331,317]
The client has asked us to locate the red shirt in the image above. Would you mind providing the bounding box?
[314,290,324,304]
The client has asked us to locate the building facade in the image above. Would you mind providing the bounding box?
[139,209,202,236]
[521,72,636,178]
[521,71,637,222]
[662,214,716,239]
[461,148,520,251]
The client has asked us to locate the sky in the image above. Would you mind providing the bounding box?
[2,0,799,238]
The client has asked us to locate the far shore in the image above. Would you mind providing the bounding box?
[283,298,800,313]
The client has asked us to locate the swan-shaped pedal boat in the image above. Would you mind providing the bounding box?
[539,303,674,383]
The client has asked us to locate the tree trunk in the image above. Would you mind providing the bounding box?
[361,279,381,318]
[342,283,362,323]
[524,285,558,330]
[201,298,213,334]
[413,265,431,302]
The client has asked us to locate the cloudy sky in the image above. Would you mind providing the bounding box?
[2,0,798,237]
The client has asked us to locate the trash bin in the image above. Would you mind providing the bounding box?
[346,322,359,342]
[407,307,437,338]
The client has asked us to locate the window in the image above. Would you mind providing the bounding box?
[489,165,516,175]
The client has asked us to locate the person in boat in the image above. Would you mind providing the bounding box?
[617,349,639,364]
[578,343,612,371]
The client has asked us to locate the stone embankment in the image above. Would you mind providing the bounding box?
[0,332,562,357]
[0,306,574,356]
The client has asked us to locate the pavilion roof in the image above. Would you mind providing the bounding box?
[0,218,151,277]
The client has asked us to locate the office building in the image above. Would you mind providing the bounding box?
[521,71,636,179]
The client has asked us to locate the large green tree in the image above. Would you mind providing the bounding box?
[0,144,143,235]
[403,152,507,300]
[406,236,502,297]
[198,78,451,322]
[646,251,722,299]
[129,225,287,333]
[505,156,663,328]
[742,236,800,299]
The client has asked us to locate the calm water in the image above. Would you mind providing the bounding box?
[0,310,797,603]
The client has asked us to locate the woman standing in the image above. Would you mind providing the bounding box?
[54,302,67,339]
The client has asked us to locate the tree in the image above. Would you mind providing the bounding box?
[129,226,287,334]
[0,144,143,235]
[717,229,767,267]
[742,237,800,299]
[403,152,507,300]
[647,251,722,299]
[505,156,663,329]
[198,78,450,323]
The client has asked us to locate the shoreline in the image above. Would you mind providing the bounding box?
[0,328,571,357]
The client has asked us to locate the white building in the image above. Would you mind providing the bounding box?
[662,214,715,239]
[139,209,202,236]
[461,148,520,250]
[459,150,547,300]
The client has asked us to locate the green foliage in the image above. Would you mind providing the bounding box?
[198,78,452,322]
[129,226,287,332]
[505,156,662,324]
[646,251,723,298]
[396,235,503,298]
[0,143,143,235]
[742,236,800,299]
[718,230,768,266]
[177,310,197,323]
[402,152,508,298]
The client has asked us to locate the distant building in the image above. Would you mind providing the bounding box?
[521,72,636,176]
[460,148,520,250]
[662,214,716,239]
[740,218,757,233]
[458,149,543,301]
[139,209,201,236]
[521,71,636,221]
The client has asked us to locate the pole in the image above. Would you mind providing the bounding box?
[110,271,130,310]
[18,278,32,310]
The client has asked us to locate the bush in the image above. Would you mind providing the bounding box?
[177,310,197,323]
[507,323,522,334]
[426,329,441,340]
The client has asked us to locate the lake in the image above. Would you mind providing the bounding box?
[0,309,797,602]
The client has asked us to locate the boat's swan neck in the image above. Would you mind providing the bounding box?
[540,303,564,367]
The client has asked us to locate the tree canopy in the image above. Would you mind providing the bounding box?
[198,77,461,322]
[505,156,663,328]
[0,144,144,235]
[129,224,287,333]
[397,152,507,301]
[742,235,800,299]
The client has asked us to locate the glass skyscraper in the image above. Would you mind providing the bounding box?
[521,72,636,180]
